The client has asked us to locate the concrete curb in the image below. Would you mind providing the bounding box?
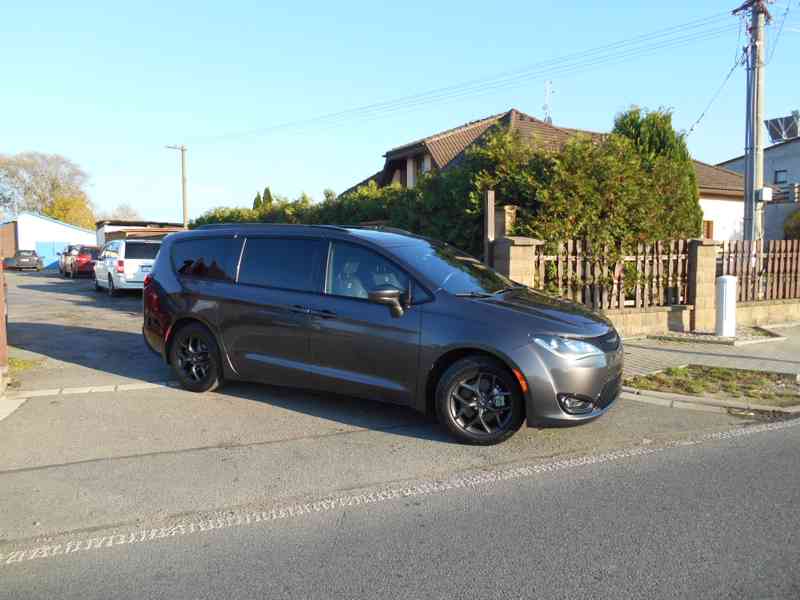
[0,395,28,423]
[4,381,180,402]
[646,327,786,347]
[621,387,800,415]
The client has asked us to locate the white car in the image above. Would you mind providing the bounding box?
[94,239,161,296]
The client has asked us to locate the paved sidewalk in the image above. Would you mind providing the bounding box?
[623,325,800,377]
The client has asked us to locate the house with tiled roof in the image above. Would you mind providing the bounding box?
[344,108,751,240]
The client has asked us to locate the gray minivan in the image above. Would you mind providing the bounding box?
[143,225,622,444]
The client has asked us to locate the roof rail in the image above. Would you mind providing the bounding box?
[349,224,413,235]
[194,222,350,231]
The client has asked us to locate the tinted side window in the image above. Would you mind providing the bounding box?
[124,242,160,260]
[238,237,327,292]
[326,242,409,300]
[172,237,241,282]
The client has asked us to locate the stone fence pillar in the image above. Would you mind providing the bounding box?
[493,237,541,288]
[688,239,718,332]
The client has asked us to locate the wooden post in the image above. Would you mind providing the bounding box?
[483,190,495,267]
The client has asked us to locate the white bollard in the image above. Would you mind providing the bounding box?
[715,275,737,337]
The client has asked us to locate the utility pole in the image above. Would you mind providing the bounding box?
[166,145,188,228]
[734,0,771,241]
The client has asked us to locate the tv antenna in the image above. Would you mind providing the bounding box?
[543,81,554,124]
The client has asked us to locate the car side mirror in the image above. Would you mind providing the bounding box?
[368,285,406,318]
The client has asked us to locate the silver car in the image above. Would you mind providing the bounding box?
[94,239,161,296]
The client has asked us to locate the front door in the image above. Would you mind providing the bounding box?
[307,241,421,406]
[219,236,327,388]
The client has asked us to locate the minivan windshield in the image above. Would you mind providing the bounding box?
[391,241,516,295]
[125,242,160,259]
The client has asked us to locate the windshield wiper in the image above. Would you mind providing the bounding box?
[492,285,526,295]
[454,291,493,298]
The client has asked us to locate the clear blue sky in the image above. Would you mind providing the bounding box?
[2,0,798,222]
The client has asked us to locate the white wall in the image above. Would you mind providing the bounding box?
[15,213,96,268]
[698,196,744,241]
[16,213,95,250]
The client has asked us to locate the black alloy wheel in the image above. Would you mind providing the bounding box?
[169,323,222,393]
[436,356,524,445]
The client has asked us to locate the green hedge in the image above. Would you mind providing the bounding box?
[193,108,702,256]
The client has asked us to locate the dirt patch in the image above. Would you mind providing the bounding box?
[626,365,800,408]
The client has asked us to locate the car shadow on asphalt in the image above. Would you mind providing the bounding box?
[216,381,454,443]
[14,275,143,313]
[6,320,453,443]
[7,322,170,382]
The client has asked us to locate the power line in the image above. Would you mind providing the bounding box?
[190,13,736,144]
[304,26,740,138]
[767,1,792,63]
[686,49,747,137]
[301,25,739,137]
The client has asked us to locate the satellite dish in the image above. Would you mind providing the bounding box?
[765,111,800,144]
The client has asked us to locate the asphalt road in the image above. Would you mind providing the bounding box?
[3,418,799,600]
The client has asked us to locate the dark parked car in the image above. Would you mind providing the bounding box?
[65,245,99,278]
[4,250,44,271]
[143,225,622,444]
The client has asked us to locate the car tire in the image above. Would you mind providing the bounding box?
[435,356,525,445]
[168,322,222,393]
[107,276,118,297]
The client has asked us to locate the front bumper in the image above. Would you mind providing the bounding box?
[509,340,624,426]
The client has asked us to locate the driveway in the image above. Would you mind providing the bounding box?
[6,271,170,390]
[0,271,776,546]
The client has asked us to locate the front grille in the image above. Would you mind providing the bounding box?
[597,375,622,409]
[589,330,620,353]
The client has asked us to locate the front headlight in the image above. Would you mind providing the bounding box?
[532,335,603,361]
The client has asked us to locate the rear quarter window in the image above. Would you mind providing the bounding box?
[171,237,241,282]
[124,242,160,260]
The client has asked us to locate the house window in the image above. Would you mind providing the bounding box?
[703,220,714,240]
[774,170,788,185]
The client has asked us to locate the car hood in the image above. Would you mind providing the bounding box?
[478,288,613,337]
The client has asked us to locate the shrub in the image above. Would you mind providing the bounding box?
[785,209,800,240]
[193,108,703,255]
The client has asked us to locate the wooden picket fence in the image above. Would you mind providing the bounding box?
[718,239,800,302]
[531,240,690,310]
